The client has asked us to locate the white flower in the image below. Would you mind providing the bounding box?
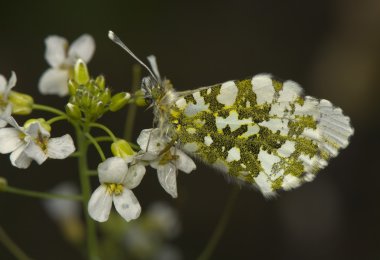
[137,128,196,198]
[88,157,145,222]
[0,72,16,127]
[39,34,95,96]
[43,182,84,244]
[43,182,81,221]
[146,202,181,239]
[0,117,75,169]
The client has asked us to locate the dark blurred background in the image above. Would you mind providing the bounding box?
[0,0,379,259]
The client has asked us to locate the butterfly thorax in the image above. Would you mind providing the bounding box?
[149,79,178,139]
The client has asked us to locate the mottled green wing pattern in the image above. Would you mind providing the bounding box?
[168,74,353,197]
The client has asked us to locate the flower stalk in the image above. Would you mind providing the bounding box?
[75,125,99,260]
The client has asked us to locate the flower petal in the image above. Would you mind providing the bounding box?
[113,189,141,221]
[0,119,7,128]
[38,68,69,97]
[124,163,146,189]
[24,141,48,165]
[47,134,75,159]
[5,71,17,97]
[137,128,167,154]
[25,122,50,139]
[88,185,112,222]
[0,74,6,93]
[68,34,95,63]
[98,157,128,184]
[0,127,23,153]
[157,164,178,198]
[10,144,32,169]
[174,149,196,174]
[44,35,68,68]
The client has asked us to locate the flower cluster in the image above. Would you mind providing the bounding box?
[0,33,198,229]
[88,129,196,222]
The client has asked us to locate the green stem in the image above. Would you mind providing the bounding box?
[2,186,82,201]
[128,142,141,151]
[87,170,98,177]
[46,115,67,125]
[89,122,117,142]
[0,226,32,260]
[70,151,80,157]
[75,126,99,260]
[124,64,141,141]
[92,136,113,143]
[197,186,239,260]
[85,133,106,161]
[32,104,66,116]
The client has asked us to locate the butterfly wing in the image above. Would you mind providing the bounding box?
[169,74,354,197]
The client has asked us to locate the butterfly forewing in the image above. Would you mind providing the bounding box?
[168,74,353,197]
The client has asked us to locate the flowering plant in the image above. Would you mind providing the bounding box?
[0,33,224,260]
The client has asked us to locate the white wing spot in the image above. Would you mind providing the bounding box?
[277,80,303,103]
[254,172,275,197]
[216,110,252,131]
[226,147,241,162]
[240,124,260,138]
[184,92,209,116]
[258,149,281,177]
[183,142,198,153]
[251,74,275,105]
[186,128,196,134]
[216,81,238,106]
[204,135,213,146]
[282,175,301,190]
[277,140,296,157]
[175,97,187,110]
[259,118,289,135]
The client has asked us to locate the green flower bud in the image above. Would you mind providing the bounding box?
[92,101,105,117]
[65,103,82,120]
[24,118,51,132]
[95,75,105,90]
[68,80,79,96]
[74,59,90,85]
[111,140,135,158]
[8,91,34,115]
[134,90,147,107]
[0,177,7,191]
[100,88,111,105]
[81,92,91,108]
[109,92,131,112]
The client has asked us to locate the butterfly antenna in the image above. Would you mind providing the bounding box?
[108,30,159,83]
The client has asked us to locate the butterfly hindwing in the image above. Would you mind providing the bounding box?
[168,74,353,197]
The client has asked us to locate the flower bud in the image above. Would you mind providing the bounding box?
[81,92,91,108]
[111,140,135,158]
[92,101,104,118]
[100,88,111,105]
[74,59,90,85]
[0,177,7,191]
[24,118,51,132]
[134,90,147,107]
[95,75,105,90]
[109,92,131,112]
[8,91,34,115]
[68,80,79,96]
[65,103,82,120]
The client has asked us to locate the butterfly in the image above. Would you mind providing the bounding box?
[109,31,354,197]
